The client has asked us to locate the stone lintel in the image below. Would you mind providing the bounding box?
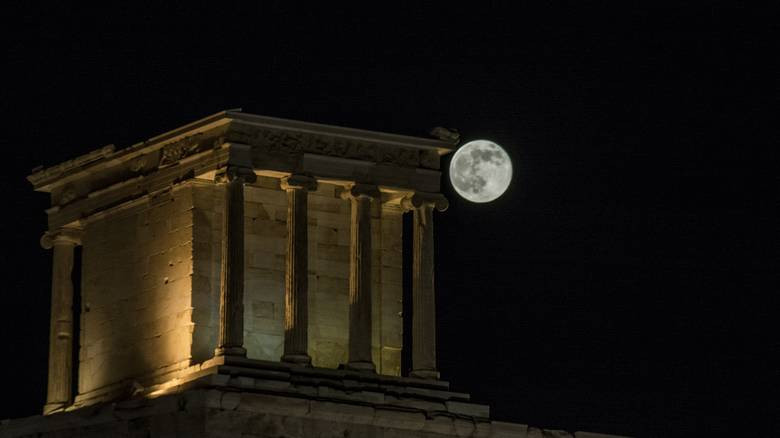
[40,144,445,231]
[302,154,443,193]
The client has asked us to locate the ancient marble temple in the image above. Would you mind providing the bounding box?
[3,111,626,438]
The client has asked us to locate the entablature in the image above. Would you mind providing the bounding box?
[30,110,456,229]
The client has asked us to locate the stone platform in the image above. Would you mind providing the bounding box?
[0,357,629,437]
[140,355,490,421]
[62,356,486,420]
[1,390,621,438]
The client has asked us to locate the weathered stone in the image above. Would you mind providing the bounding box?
[422,416,456,435]
[343,184,380,372]
[491,422,530,438]
[41,226,83,414]
[309,401,375,424]
[445,401,490,418]
[19,111,620,437]
[405,194,448,380]
[574,433,632,438]
[385,395,447,413]
[279,174,316,365]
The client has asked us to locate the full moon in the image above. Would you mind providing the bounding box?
[449,140,512,203]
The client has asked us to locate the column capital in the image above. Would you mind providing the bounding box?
[41,227,83,249]
[340,183,380,201]
[215,165,257,184]
[401,192,449,212]
[280,174,317,192]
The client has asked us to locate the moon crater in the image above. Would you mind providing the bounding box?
[449,140,512,203]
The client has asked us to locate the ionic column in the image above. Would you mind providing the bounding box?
[342,184,380,372]
[402,193,448,379]
[40,226,83,415]
[215,166,256,357]
[280,175,317,365]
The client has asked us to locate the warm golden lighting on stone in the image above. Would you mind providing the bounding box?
[6,110,618,438]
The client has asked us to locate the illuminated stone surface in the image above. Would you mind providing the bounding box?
[343,184,381,372]
[8,110,631,437]
[215,161,256,358]
[279,174,316,364]
[40,227,83,415]
[402,193,449,380]
[0,387,628,437]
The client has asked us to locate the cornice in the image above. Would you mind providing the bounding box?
[28,110,456,193]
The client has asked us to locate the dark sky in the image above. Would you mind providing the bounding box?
[1,4,776,437]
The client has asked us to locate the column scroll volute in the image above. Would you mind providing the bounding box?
[40,227,83,249]
[400,192,449,213]
[280,174,318,192]
[215,165,257,184]
[339,183,381,201]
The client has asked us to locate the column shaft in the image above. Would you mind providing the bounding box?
[411,205,439,379]
[402,193,447,380]
[216,174,248,357]
[282,176,316,364]
[45,243,75,413]
[346,186,378,371]
[41,227,82,415]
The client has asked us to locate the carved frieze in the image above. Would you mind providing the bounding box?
[226,124,430,169]
[159,134,204,166]
[156,131,226,169]
[128,154,150,173]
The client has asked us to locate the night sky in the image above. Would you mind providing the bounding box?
[1,4,775,437]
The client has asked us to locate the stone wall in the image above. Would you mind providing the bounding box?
[190,177,289,363]
[190,181,222,364]
[190,177,403,374]
[77,175,405,400]
[290,180,403,374]
[79,185,195,396]
[373,203,404,376]
[242,177,289,361]
[306,182,350,368]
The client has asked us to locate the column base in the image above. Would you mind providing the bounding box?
[214,346,247,357]
[43,402,67,416]
[410,369,440,380]
[281,353,312,366]
[343,361,376,373]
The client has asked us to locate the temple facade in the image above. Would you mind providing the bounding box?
[2,111,627,438]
